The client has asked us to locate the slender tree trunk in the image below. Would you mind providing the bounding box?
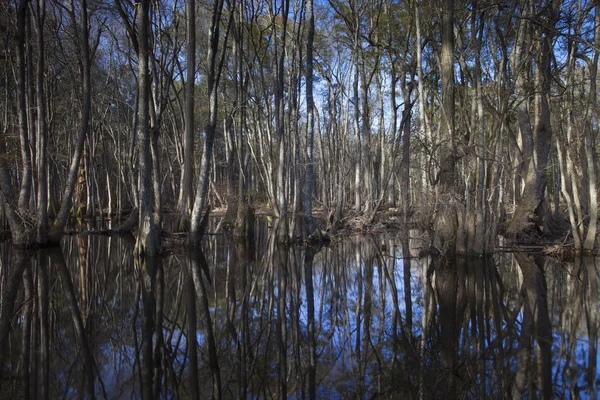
[179,0,195,220]
[472,3,486,254]
[35,0,48,244]
[26,6,36,206]
[50,0,92,242]
[511,6,533,199]
[415,1,431,191]
[150,127,162,231]
[353,59,361,211]
[583,0,600,251]
[190,0,229,246]
[400,85,411,220]
[305,0,315,237]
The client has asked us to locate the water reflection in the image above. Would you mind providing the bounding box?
[0,223,598,398]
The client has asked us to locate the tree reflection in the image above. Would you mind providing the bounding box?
[50,247,97,398]
[0,228,598,398]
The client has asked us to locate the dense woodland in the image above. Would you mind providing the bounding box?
[0,0,599,255]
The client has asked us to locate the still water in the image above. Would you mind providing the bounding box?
[0,219,598,399]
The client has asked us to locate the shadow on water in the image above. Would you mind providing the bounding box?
[0,219,598,399]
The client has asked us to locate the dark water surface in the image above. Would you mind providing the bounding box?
[0,220,598,399]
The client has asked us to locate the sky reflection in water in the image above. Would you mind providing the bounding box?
[0,220,598,399]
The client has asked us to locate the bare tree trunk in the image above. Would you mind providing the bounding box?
[509,1,534,202]
[190,0,230,246]
[415,1,431,191]
[432,0,458,255]
[179,0,195,220]
[304,0,315,237]
[35,0,48,244]
[273,0,290,242]
[50,0,92,242]
[353,52,361,211]
[136,0,160,255]
[0,157,26,244]
[583,0,600,251]
[150,127,162,231]
[472,5,486,254]
[508,15,558,239]
[224,113,237,222]
[16,0,33,213]
[400,84,411,220]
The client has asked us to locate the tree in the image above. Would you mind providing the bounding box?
[178,0,196,224]
[432,0,458,254]
[135,0,160,256]
[189,0,232,246]
[507,0,562,241]
[305,0,315,237]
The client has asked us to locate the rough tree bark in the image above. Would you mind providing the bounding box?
[50,0,93,243]
[432,0,458,255]
[508,9,562,241]
[16,0,32,213]
[189,0,231,246]
[304,0,315,237]
[35,0,48,244]
[273,0,291,242]
[178,0,195,222]
[135,0,160,255]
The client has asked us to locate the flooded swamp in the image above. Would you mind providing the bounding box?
[0,219,598,399]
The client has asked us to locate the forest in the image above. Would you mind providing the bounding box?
[0,0,598,255]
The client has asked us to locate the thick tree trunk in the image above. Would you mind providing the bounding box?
[508,22,560,240]
[178,0,195,220]
[136,0,160,256]
[16,0,33,213]
[432,0,458,255]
